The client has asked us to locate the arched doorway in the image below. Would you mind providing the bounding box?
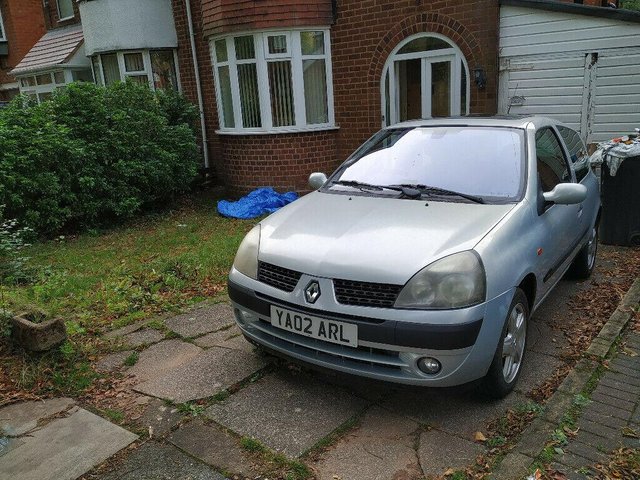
[381,33,470,126]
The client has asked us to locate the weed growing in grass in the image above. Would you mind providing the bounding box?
[486,436,507,448]
[240,437,311,480]
[240,436,265,452]
[124,351,139,366]
[176,401,205,416]
[450,472,468,480]
[102,408,125,423]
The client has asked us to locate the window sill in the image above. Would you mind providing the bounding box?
[215,125,340,136]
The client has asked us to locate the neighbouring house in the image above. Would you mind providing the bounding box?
[7,0,639,191]
[498,0,640,145]
[10,0,92,103]
[0,0,46,101]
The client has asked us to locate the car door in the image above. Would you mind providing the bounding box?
[534,127,581,296]
[556,125,599,234]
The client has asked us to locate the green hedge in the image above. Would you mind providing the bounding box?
[0,82,200,236]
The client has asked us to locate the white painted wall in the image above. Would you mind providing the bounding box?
[79,0,178,56]
[499,5,640,143]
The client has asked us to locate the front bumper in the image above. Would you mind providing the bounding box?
[228,269,515,387]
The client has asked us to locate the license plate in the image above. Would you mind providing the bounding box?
[270,306,358,348]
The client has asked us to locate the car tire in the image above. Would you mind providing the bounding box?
[480,288,529,399]
[568,225,598,279]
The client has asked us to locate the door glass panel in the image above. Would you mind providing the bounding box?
[398,37,451,54]
[397,59,421,122]
[431,61,451,117]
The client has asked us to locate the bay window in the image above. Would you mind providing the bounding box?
[212,29,334,133]
[92,50,179,92]
[18,68,93,104]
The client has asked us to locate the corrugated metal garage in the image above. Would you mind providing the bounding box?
[498,0,640,144]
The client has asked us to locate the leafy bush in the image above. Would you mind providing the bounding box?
[0,81,200,236]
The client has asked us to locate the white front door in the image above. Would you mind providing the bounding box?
[382,35,469,126]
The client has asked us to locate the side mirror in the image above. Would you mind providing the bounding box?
[308,172,328,190]
[543,183,587,205]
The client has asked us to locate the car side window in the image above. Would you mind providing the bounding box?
[535,127,571,193]
[557,126,590,182]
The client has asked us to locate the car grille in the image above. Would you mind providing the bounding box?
[333,279,403,308]
[257,262,302,292]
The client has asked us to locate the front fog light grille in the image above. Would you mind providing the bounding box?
[333,279,403,308]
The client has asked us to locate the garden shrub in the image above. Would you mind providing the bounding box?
[0,81,200,236]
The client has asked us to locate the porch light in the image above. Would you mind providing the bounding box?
[473,67,486,89]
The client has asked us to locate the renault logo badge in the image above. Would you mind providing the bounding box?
[305,281,321,304]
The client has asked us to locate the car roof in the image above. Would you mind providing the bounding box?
[387,115,563,131]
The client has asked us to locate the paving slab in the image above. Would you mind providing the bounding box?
[104,319,153,339]
[419,428,484,477]
[122,328,165,347]
[135,345,269,403]
[95,350,135,372]
[0,397,74,436]
[205,370,368,457]
[165,303,235,338]
[168,419,256,477]
[95,441,226,480]
[515,350,563,395]
[129,339,202,383]
[192,325,249,351]
[138,398,183,437]
[313,406,421,480]
[0,406,137,480]
[381,387,527,441]
[527,319,564,357]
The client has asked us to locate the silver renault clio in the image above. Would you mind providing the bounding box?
[228,117,600,398]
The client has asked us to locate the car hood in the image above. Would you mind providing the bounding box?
[258,192,515,285]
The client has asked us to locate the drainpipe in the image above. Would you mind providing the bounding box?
[184,0,210,170]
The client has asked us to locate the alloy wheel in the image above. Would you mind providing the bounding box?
[502,303,527,383]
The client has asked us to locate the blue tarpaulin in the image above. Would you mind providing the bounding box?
[217,187,298,219]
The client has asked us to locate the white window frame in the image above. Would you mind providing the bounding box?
[380,32,471,127]
[92,49,181,92]
[17,70,73,103]
[0,6,6,41]
[211,28,336,134]
[57,0,75,21]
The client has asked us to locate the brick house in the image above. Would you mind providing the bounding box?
[0,0,46,101]
[8,0,632,192]
[193,0,501,193]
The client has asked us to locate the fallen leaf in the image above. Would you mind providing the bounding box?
[443,468,456,476]
[474,431,486,442]
[554,447,565,455]
[621,426,639,438]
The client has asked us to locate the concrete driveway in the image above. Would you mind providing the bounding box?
[1,257,606,480]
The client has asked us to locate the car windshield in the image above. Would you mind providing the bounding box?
[330,126,525,203]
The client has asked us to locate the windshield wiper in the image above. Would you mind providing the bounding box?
[389,184,485,204]
[331,180,403,193]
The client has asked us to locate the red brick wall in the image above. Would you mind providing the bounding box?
[186,0,500,194]
[331,1,500,162]
[172,0,221,173]
[219,131,338,194]
[0,0,46,100]
[44,0,81,30]
[201,0,334,37]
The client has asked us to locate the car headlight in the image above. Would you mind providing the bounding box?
[394,251,486,309]
[233,225,261,279]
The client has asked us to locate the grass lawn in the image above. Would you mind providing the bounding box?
[0,189,255,400]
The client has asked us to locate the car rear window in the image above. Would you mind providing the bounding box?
[334,126,525,202]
